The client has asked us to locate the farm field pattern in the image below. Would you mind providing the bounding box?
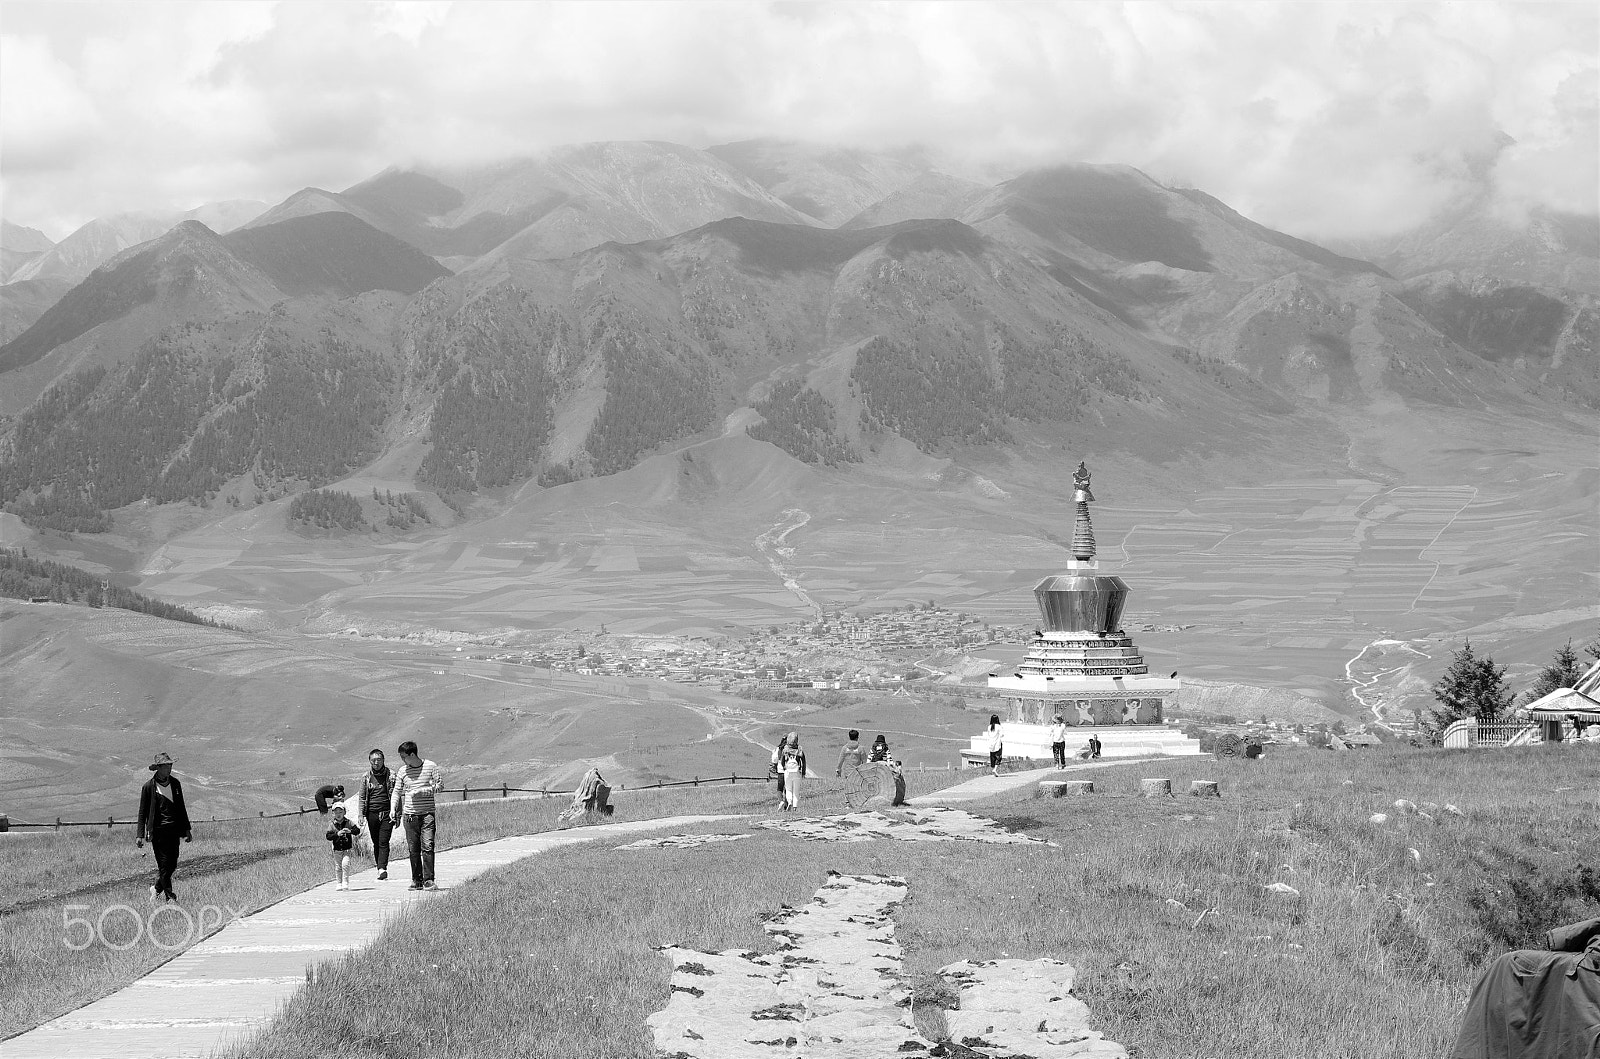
[121,420,1598,721]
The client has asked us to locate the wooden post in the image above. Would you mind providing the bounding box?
[1189,780,1222,798]
[502,784,508,798]
[108,816,114,828]
[729,773,735,784]
[461,786,468,801]
[55,817,62,831]
[1140,778,1173,798]
[694,776,699,786]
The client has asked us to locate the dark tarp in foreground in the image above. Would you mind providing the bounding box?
[1449,917,1600,1059]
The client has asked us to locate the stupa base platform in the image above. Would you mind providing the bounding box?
[965,724,1203,765]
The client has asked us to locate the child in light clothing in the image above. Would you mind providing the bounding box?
[326,804,361,890]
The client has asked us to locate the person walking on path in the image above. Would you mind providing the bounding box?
[325,804,361,890]
[359,750,394,881]
[390,741,443,891]
[314,783,346,815]
[1050,716,1068,768]
[985,715,1004,776]
[776,732,806,811]
[135,752,191,902]
[836,730,868,807]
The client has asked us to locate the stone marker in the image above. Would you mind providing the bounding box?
[1189,780,1221,798]
[1039,780,1095,797]
[1140,778,1172,798]
[862,760,908,809]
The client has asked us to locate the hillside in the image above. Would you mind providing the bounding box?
[1,219,55,282]
[6,201,265,285]
[0,599,797,818]
[0,221,284,378]
[706,138,935,226]
[223,211,451,297]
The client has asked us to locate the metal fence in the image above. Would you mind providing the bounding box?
[2,773,774,831]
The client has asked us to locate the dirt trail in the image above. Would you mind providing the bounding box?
[755,507,820,618]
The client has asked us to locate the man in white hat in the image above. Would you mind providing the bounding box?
[135,752,192,901]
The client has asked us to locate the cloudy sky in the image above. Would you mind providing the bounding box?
[1,0,1594,243]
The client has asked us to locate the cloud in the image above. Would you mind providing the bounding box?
[0,0,1593,243]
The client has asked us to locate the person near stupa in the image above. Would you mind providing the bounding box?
[135,752,192,902]
[984,715,1004,776]
[1049,716,1068,767]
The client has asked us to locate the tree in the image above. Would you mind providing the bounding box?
[1424,640,1514,742]
[1524,640,1585,703]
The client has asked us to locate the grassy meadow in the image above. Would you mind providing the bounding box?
[209,746,1600,1059]
[1,773,969,1041]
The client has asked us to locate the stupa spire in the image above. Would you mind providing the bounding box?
[1070,462,1096,561]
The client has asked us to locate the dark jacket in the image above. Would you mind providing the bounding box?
[137,775,191,841]
[326,818,362,852]
[314,784,345,814]
[360,767,393,817]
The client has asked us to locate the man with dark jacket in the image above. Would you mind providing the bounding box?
[359,749,395,880]
[135,752,192,902]
[314,783,346,814]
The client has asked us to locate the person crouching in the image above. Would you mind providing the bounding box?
[325,804,361,890]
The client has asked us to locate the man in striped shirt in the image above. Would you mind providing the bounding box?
[390,741,443,891]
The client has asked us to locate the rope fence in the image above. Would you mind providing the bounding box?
[1,773,776,831]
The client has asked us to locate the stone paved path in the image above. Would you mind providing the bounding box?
[910,757,1161,806]
[3,815,739,1059]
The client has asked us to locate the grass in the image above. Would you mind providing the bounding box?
[207,746,1600,1059]
[0,771,964,1041]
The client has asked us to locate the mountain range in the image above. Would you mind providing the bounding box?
[0,137,1594,580]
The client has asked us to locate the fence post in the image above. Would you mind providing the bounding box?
[502,783,508,799]
[108,816,114,829]
[540,786,547,799]
[462,786,468,801]
[694,776,699,786]
[730,773,735,784]
[55,817,62,831]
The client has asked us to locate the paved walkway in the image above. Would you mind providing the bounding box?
[911,757,1162,805]
[4,815,739,1059]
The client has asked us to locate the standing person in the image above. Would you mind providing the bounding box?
[778,732,806,811]
[325,804,361,890]
[1089,733,1103,759]
[769,740,787,809]
[360,749,395,881]
[836,730,868,808]
[1050,716,1068,768]
[135,752,192,902]
[985,715,1004,776]
[390,741,443,891]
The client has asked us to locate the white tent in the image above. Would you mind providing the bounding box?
[1522,660,1600,738]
